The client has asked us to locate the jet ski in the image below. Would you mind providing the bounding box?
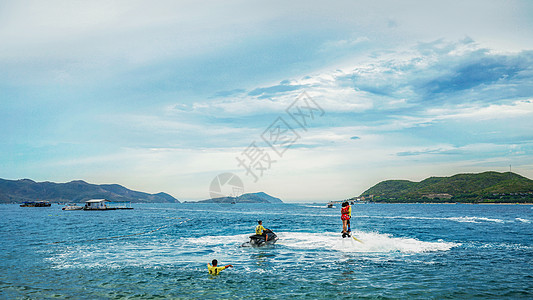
[242,229,278,247]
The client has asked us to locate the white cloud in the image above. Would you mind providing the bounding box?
[0,1,267,63]
[319,36,371,53]
[427,99,533,121]
[184,39,533,120]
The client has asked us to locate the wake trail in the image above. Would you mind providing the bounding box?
[186,231,459,254]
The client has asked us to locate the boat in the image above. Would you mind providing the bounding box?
[62,204,83,210]
[242,229,278,247]
[83,199,133,210]
[20,201,51,207]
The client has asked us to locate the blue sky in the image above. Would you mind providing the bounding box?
[1,1,533,202]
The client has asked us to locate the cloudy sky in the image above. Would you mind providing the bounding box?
[1,0,533,202]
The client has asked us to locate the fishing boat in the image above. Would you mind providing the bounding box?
[20,201,51,207]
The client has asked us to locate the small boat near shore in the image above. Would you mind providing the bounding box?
[62,204,83,210]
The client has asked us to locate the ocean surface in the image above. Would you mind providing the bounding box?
[1,203,532,299]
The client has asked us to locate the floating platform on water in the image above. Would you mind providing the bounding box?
[83,207,133,210]
[83,199,133,210]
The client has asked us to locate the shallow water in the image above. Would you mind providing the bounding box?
[1,203,532,299]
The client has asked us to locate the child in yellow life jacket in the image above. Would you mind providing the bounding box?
[341,202,351,236]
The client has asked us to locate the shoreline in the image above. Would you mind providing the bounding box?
[368,202,533,205]
[4,201,533,206]
[317,202,533,205]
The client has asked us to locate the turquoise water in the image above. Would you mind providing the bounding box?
[1,203,532,299]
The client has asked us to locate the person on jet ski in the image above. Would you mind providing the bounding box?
[256,220,269,242]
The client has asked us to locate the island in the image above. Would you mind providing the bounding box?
[0,178,179,204]
[354,171,533,203]
[187,192,283,204]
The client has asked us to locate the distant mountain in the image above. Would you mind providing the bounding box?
[237,192,283,203]
[0,178,179,203]
[358,171,533,203]
[193,192,283,204]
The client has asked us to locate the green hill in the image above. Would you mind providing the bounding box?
[191,192,283,204]
[359,171,533,203]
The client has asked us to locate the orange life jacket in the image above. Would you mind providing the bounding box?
[341,206,350,214]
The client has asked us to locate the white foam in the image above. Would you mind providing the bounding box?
[48,230,460,270]
[515,218,530,223]
[448,216,504,223]
[183,231,458,254]
[302,205,328,209]
[276,231,458,253]
[184,233,250,246]
[359,215,506,223]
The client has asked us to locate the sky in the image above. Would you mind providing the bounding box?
[1,0,533,202]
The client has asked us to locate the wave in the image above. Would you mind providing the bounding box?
[185,231,458,254]
[358,215,506,223]
[301,205,328,209]
[46,230,459,270]
[447,216,504,223]
[515,218,530,223]
[184,233,250,246]
[276,231,459,253]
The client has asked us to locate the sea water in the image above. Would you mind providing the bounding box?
[0,203,531,299]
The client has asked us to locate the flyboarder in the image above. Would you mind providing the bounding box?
[341,201,352,238]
